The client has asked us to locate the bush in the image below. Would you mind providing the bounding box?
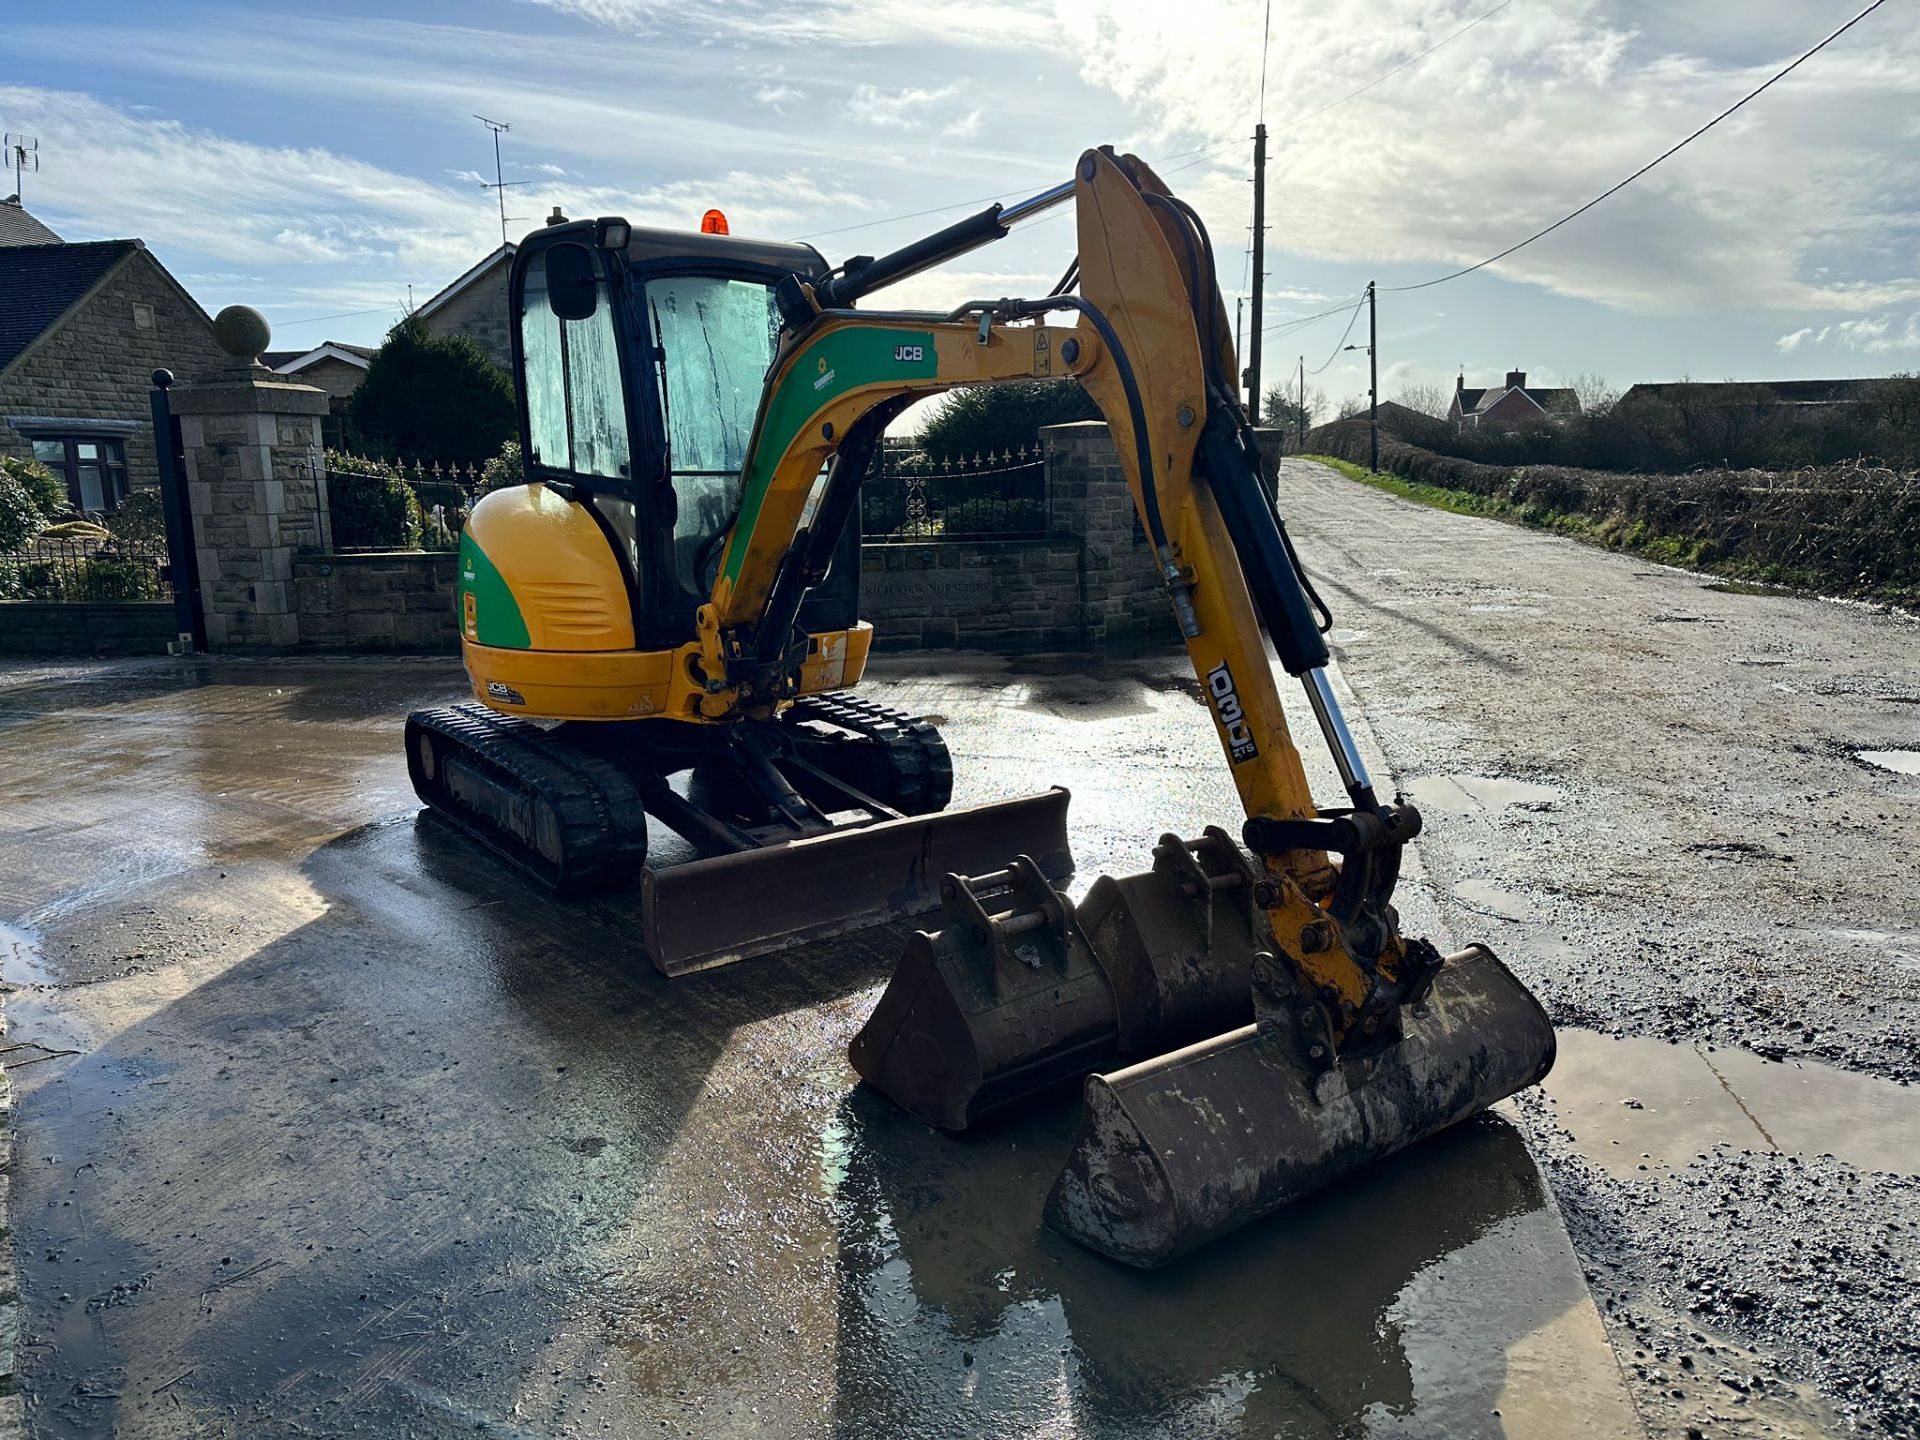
[937,496,1046,536]
[0,465,48,552]
[107,490,169,545]
[3,455,68,521]
[347,313,516,466]
[326,454,424,549]
[479,439,522,494]
[77,554,163,600]
[918,380,1100,460]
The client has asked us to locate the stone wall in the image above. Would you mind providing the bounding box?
[420,255,513,372]
[292,551,460,652]
[0,249,225,496]
[174,374,330,650]
[861,540,1084,652]
[0,601,178,656]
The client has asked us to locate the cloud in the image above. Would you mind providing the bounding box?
[945,110,984,140]
[1059,0,1920,315]
[533,162,568,176]
[754,82,801,111]
[1775,314,1920,355]
[846,84,959,126]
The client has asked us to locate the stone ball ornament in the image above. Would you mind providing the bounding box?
[212,305,272,361]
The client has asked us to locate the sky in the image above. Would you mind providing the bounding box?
[5,0,1918,415]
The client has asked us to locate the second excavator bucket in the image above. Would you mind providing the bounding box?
[850,828,1267,1131]
[641,787,1073,977]
[1043,944,1556,1267]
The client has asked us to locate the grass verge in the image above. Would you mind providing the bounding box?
[1297,453,1910,609]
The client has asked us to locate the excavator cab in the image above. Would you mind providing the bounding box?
[504,221,859,653]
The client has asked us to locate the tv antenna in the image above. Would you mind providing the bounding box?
[473,116,529,247]
[5,135,38,202]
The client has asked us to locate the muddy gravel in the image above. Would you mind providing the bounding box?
[1281,458,1920,1437]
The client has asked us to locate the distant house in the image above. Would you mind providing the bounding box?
[1449,370,1579,430]
[263,341,374,447]
[1617,379,1878,411]
[416,244,514,372]
[0,200,225,512]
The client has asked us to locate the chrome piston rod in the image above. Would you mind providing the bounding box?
[1301,666,1375,804]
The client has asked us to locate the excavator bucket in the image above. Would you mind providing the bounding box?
[641,787,1073,976]
[849,829,1265,1130]
[1043,944,1555,1267]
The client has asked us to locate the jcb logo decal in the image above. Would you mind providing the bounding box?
[1206,662,1259,763]
[893,344,924,362]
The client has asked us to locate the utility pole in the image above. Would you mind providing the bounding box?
[1234,296,1245,370]
[1246,122,1267,423]
[1367,280,1379,473]
[1298,355,1306,453]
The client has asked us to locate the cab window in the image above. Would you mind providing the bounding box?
[520,247,632,482]
[644,276,781,591]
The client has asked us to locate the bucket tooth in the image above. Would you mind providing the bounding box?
[1077,826,1264,1052]
[641,787,1072,977]
[853,828,1269,1131]
[848,856,1114,1131]
[1043,944,1556,1267]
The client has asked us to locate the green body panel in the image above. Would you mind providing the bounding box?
[719,325,938,587]
[459,530,531,649]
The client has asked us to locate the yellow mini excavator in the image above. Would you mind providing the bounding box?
[407,147,1555,1265]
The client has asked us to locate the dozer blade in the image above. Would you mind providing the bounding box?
[1043,944,1555,1268]
[850,828,1264,1132]
[640,787,1072,977]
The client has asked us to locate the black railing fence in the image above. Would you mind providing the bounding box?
[322,453,477,551]
[0,533,172,601]
[861,442,1048,542]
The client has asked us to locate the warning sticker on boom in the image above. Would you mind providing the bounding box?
[1205,662,1260,763]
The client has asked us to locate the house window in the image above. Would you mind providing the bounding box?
[31,436,131,514]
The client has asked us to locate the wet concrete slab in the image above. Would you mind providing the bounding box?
[0,654,1639,1437]
[1542,1030,1919,1181]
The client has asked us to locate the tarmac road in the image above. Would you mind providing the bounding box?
[0,459,1911,1437]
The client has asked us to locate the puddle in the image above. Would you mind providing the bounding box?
[1452,879,1538,921]
[1857,748,1920,776]
[1405,774,1560,815]
[830,1092,1635,1438]
[1329,628,1370,645]
[1542,1030,1920,1180]
[0,918,51,987]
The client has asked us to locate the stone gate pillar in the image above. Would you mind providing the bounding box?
[171,306,330,650]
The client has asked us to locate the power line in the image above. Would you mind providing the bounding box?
[1382,0,1888,293]
[1263,292,1370,339]
[1305,299,1365,374]
[272,304,400,328]
[1258,0,1274,121]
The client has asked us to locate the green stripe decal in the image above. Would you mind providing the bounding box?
[720,325,938,587]
[459,530,531,649]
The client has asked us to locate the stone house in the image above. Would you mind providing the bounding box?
[1448,370,1578,430]
[0,201,225,511]
[416,244,514,371]
[263,341,373,447]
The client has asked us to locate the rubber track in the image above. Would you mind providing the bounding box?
[407,703,649,893]
[782,692,954,814]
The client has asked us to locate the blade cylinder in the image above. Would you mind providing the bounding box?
[641,787,1072,976]
[1043,945,1555,1267]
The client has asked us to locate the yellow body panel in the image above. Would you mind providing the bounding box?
[462,623,873,723]
[464,484,635,652]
